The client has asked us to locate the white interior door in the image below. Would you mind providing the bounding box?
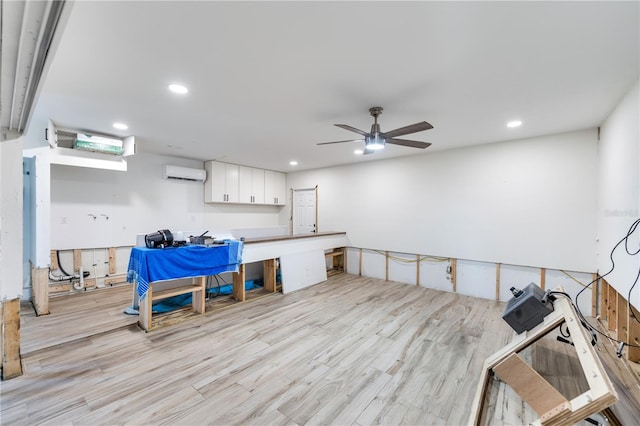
[292,188,316,235]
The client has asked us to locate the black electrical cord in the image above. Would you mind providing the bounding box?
[559,322,571,339]
[550,290,640,350]
[56,249,72,277]
[210,275,222,297]
[561,218,640,350]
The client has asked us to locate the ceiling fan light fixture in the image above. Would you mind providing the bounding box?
[365,135,385,150]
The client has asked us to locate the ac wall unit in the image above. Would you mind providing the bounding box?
[163,165,206,182]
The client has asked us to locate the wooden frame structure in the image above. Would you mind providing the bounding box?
[469,290,618,425]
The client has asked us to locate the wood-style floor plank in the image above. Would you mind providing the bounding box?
[4,274,518,425]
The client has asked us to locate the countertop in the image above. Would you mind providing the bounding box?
[242,231,346,244]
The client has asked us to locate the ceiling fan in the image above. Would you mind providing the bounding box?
[317,107,433,154]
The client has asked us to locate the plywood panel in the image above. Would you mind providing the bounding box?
[280,250,327,294]
[493,353,568,416]
[31,266,50,316]
[629,304,640,363]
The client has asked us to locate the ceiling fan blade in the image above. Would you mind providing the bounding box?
[334,124,370,137]
[386,138,432,149]
[317,139,364,146]
[382,121,433,139]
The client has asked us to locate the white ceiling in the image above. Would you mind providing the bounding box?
[27,1,639,172]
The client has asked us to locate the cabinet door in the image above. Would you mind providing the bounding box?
[252,168,265,204]
[238,166,253,203]
[224,163,239,203]
[273,171,286,205]
[239,166,265,203]
[205,161,239,203]
[205,161,226,202]
[265,170,287,205]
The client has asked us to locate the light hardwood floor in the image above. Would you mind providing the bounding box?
[3,274,519,425]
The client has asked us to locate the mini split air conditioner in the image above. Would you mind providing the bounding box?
[163,165,207,182]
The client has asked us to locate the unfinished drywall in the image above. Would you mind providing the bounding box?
[287,129,598,272]
[344,247,593,312]
[598,78,640,309]
[50,152,284,249]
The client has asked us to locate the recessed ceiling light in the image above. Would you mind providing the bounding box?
[112,122,128,130]
[289,161,298,166]
[354,149,364,155]
[507,120,522,128]
[168,84,188,94]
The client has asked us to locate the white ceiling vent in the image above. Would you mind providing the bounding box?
[163,165,206,182]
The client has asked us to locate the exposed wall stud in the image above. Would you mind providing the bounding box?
[495,263,501,301]
[616,291,628,344]
[592,273,599,317]
[608,284,618,331]
[1,299,23,379]
[601,279,609,321]
[451,258,457,293]
[628,305,640,363]
[108,247,117,275]
[73,249,82,272]
[50,250,58,270]
[385,251,389,282]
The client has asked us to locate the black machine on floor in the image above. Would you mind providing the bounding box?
[502,282,554,334]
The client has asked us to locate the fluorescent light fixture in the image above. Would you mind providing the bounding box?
[113,122,128,130]
[365,135,385,150]
[168,84,188,94]
[354,149,364,155]
[289,160,298,166]
[507,120,522,128]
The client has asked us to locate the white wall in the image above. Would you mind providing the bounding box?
[598,78,640,309]
[1,138,24,300]
[287,129,598,272]
[51,152,284,249]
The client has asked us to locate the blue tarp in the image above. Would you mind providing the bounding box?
[126,241,243,301]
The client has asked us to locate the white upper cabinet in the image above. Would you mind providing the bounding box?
[264,170,286,205]
[239,166,265,204]
[205,161,284,205]
[205,161,239,203]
